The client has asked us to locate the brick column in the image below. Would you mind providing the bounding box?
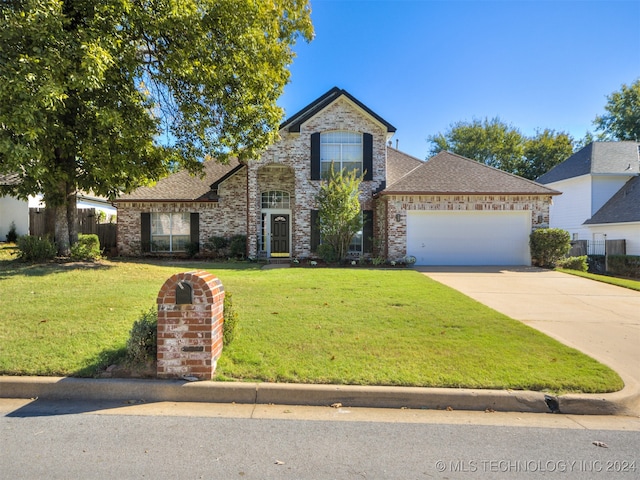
[156,270,225,380]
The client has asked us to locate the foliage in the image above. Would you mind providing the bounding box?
[316,243,339,263]
[556,256,588,272]
[16,235,57,262]
[521,129,575,180]
[0,0,313,254]
[205,236,229,258]
[223,292,239,346]
[229,235,247,259]
[530,228,571,268]
[184,241,200,259]
[316,163,364,262]
[606,255,640,279]
[428,118,574,179]
[70,234,101,261]
[594,79,640,141]
[126,308,158,365]
[6,221,18,243]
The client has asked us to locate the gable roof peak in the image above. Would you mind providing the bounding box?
[537,141,640,184]
[280,87,396,134]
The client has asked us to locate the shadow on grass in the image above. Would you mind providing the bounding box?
[0,258,115,280]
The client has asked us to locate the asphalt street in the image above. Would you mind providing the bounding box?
[1,399,639,479]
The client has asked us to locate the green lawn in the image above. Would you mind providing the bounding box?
[556,268,640,291]
[0,245,623,393]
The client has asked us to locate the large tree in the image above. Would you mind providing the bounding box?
[427,118,574,180]
[0,0,313,254]
[428,117,525,173]
[594,79,640,141]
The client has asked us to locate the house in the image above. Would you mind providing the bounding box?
[0,172,116,240]
[537,142,640,256]
[115,87,559,266]
[0,173,29,239]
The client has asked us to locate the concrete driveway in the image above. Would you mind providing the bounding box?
[418,266,640,412]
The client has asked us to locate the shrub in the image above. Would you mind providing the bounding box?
[607,255,640,279]
[16,235,56,262]
[223,292,239,346]
[229,235,246,259]
[126,308,158,365]
[556,255,588,272]
[530,228,571,268]
[70,234,101,261]
[204,236,228,258]
[185,241,200,258]
[6,221,18,243]
[317,243,338,263]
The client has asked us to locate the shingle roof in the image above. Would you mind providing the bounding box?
[584,175,640,225]
[386,146,423,186]
[381,151,560,196]
[0,173,21,186]
[115,159,242,202]
[280,87,396,134]
[537,141,640,184]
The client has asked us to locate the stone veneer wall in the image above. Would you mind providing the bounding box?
[247,97,390,258]
[383,194,552,260]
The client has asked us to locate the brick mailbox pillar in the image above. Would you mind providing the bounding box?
[156,270,225,380]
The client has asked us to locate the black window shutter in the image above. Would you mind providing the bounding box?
[190,213,200,252]
[140,212,151,253]
[363,133,373,181]
[310,210,320,252]
[363,210,374,254]
[310,132,321,180]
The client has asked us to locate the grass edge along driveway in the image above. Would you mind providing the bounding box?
[0,254,623,394]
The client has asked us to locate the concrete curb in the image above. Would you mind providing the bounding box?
[2,376,638,416]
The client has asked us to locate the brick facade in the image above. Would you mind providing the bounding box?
[156,270,225,379]
[245,96,390,259]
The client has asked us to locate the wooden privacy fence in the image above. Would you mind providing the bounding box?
[29,208,117,251]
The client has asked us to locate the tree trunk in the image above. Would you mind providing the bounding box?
[66,189,78,248]
[54,203,70,256]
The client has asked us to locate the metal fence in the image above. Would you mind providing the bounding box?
[568,239,626,257]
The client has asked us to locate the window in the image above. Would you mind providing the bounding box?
[150,212,190,252]
[320,131,363,177]
[261,191,290,209]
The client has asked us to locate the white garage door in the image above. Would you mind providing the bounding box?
[407,211,531,266]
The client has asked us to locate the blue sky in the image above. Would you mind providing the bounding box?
[277,0,640,160]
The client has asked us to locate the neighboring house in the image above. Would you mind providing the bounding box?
[537,142,640,256]
[0,171,116,240]
[0,173,29,239]
[115,87,559,266]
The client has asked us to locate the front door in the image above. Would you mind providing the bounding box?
[270,214,290,257]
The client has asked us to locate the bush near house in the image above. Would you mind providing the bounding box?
[530,228,571,268]
[70,234,101,261]
[607,255,640,279]
[16,235,57,262]
[6,221,18,243]
[556,256,588,272]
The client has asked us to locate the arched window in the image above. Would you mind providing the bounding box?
[320,131,363,177]
[261,191,290,209]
